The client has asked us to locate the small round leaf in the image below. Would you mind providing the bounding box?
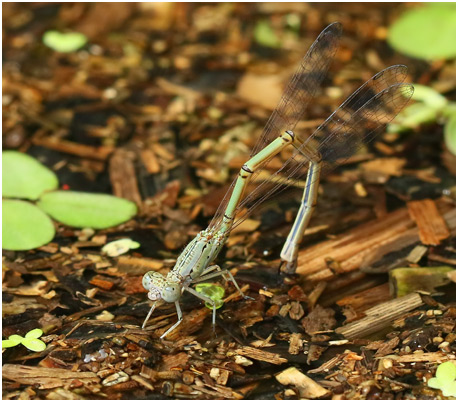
[254,20,281,48]
[3,200,55,251]
[2,337,22,348]
[21,338,47,352]
[43,30,87,53]
[25,328,43,339]
[37,191,137,229]
[195,283,225,310]
[388,3,456,60]
[3,151,58,200]
[436,361,456,383]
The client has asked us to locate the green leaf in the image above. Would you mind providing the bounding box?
[8,335,25,342]
[102,238,141,257]
[195,283,225,310]
[21,338,47,352]
[388,102,439,132]
[3,200,55,250]
[428,361,457,397]
[436,361,456,382]
[411,84,448,109]
[445,113,456,155]
[3,151,59,200]
[388,3,456,60]
[441,380,457,397]
[37,191,137,229]
[25,328,43,339]
[2,337,22,348]
[43,30,87,53]
[254,20,281,48]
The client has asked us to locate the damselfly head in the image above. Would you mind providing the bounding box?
[142,271,166,301]
[142,271,182,303]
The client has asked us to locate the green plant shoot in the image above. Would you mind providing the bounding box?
[428,361,456,397]
[195,283,225,310]
[2,328,47,352]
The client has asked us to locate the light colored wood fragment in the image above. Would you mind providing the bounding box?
[235,346,287,365]
[295,199,455,281]
[336,292,423,339]
[132,374,154,390]
[2,364,100,389]
[406,245,429,263]
[32,136,114,160]
[396,352,454,363]
[288,333,303,355]
[407,199,450,245]
[140,149,160,174]
[275,367,329,399]
[307,356,341,374]
[117,256,163,275]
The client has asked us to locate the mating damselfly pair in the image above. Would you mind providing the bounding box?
[141,22,414,339]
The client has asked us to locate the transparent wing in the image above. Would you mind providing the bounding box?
[228,81,414,229]
[209,22,342,230]
[250,21,343,156]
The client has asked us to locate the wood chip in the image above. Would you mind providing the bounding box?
[396,352,453,363]
[140,148,160,174]
[275,367,329,399]
[336,292,424,339]
[288,333,303,355]
[2,364,100,389]
[407,199,450,246]
[109,148,142,206]
[117,256,163,275]
[295,199,455,281]
[234,346,287,365]
[32,135,114,160]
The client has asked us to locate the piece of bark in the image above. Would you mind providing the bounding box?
[295,199,454,281]
[109,148,142,206]
[117,256,164,275]
[336,283,391,320]
[2,364,100,389]
[32,135,113,160]
[301,305,336,335]
[275,367,329,399]
[140,148,160,174]
[335,292,423,339]
[407,199,450,246]
[234,346,287,365]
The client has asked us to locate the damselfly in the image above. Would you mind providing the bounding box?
[142,22,414,339]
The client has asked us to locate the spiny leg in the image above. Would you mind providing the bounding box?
[192,265,253,300]
[280,157,322,274]
[184,286,217,334]
[160,301,183,339]
[219,131,295,234]
[142,301,158,329]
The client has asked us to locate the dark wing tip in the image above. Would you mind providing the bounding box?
[325,21,343,36]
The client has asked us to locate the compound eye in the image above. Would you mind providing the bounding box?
[162,284,181,302]
[142,271,162,290]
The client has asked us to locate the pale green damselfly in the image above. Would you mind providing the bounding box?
[142,22,414,339]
